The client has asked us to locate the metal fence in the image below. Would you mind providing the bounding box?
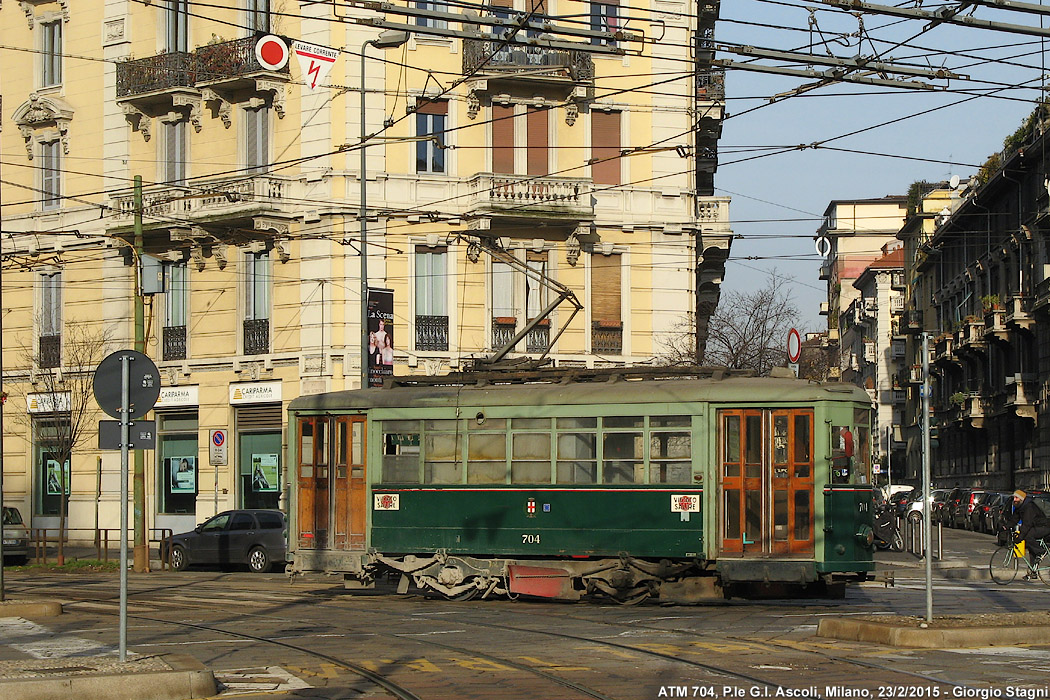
[28,527,174,570]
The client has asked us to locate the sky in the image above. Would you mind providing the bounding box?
[711,0,1043,331]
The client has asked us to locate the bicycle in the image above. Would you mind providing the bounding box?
[989,535,1050,584]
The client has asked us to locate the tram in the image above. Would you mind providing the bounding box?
[286,367,876,602]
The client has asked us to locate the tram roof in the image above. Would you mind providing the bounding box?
[288,370,870,413]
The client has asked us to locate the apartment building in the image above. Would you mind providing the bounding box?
[0,1,731,538]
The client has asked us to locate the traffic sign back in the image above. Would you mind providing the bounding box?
[92,350,161,419]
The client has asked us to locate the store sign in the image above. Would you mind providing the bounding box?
[230,381,282,405]
[154,385,199,408]
[27,391,71,413]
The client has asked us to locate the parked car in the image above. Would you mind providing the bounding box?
[939,487,966,525]
[953,489,986,529]
[905,488,949,523]
[165,509,286,574]
[891,488,919,518]
[2,506,30,565]
[969,491,1005,533]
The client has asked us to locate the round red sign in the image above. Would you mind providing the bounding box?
[255,35,289,71]
[787,327,802,363]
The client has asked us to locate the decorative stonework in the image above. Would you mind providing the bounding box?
[202,88,232,129]
[20,0,69,28]
[253,217,290,236]
[103,18,126,46]
[13,93,74,159]
[254,80,286,119]
[120,104,151,142]
[565,230,581,267]
[172,94,202,133]
[466,90,481,120]
[564,102,578,126]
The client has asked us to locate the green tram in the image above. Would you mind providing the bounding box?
[287,368,876,602]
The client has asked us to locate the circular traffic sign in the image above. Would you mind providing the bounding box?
[212,431,225,447]
[92,350,161,420]
[814,236,832,258]
[787,327,802,364]
[255,35,289,71]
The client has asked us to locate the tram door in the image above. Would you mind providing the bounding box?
[719,409,814,556]
[297,416,368,551]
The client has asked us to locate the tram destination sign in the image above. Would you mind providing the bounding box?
[92,350,161,420]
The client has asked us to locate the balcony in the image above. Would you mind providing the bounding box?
[1006,295,1035,331]
[244,318,269,355]
[162,325,187,361]
[416,315,449,352]
[592,320,623,354]
[465,173,593,224]
[955,319,986,354]
[902,308,923,334]
[908,365,923,384]
[934,334,955,363]
[890,340,905,360]
[1005,375,1038,421]
[492,317,517,350]
[462,40,594,94]
[982,308,1008,342]
[526,320,550,353]
[116,52,196,103]
[38,334,60,369]
[195,36,290,91]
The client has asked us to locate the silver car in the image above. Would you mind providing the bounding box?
[905,489,949,523]
[2,506,30,565]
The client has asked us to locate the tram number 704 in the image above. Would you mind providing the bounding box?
[522,534,541,544]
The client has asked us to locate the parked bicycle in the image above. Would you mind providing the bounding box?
[989,535,1050,584]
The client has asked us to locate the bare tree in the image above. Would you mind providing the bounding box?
[701,272,802,375]
[11,321,111,564]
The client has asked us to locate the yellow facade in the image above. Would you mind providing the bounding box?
[1,1,730,537]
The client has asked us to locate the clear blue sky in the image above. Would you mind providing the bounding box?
[713,0,1041,330]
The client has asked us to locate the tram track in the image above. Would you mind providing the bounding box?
[2,574,982,699]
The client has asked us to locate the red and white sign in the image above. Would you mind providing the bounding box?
[292,40,339,90]
[526,498,536,515]
[670,494,700,513]
[787,327,802,363]
[255,35,289,71]
[374,493,400,511]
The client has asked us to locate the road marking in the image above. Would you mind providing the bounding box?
[0,617,122,659]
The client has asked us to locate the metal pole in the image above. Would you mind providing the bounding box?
[360,42,370,390]
[0,126,5,601]
[921,332,933,623]
[886,425,891,489]
[133,176,147,572]
[119,355,130,661]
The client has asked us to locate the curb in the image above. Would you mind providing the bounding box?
[0,654,216,700]
[817,618,1050,648]
[0,600,63,618]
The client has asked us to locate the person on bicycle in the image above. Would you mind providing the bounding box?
[1007,489,1050,580]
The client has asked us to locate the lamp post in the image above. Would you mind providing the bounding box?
[360,30,409,389]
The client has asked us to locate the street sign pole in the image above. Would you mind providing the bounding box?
[119,355,129,662]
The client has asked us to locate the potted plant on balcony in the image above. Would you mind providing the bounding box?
[950,391,967,407]
[980,294,1002,312]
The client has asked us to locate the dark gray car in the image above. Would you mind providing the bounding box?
[2,507,29,565]
[166,509,286,573]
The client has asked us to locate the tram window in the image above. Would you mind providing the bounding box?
[649,432,691,484]
[382,431,420,483]
[556,432,596,483]
[651,415,689,428]
[513,418,550,430]
[605,416,643,429]
[794,414,811,475]
[425,419,458,431]
[470,417,506,430]
[511,433,552,483]
[424,433,462,483]
[557,417,596,429]
[724,490,741,539]
[467,433,507,484]
[773,415,788,468]
[773,490,788,540]
[602,432,643,484]
[723,415,740,477]
[299,420,314,465]
[794,490,811,540]
[745,415,762,478]
[745,491,761,542]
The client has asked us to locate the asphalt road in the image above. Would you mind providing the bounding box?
[2,526,1049,700]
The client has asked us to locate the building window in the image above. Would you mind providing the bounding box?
[525,250,550,352]
[41,20,62,87]
[591,252,622,353]
[415,0,448,28]
[590,0,618,46]
[492,105,515,174]
[492,259,516,348]
[244,251,270,354]
[162,121,187,184]
[415,245,449,351]
[526,107,548,176]
[158,411,199,515]
[246,0,271,33]
[415,100,447,174]
[39,271,62,368]
[40,140,62,210]
[590,110,621,185]
[244,105,270,175]
[165,0,189,53]
[163,261,188,361]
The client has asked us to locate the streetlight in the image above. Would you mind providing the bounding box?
[361,30,410,389]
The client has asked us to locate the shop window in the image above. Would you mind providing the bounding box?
[158,411,198,515]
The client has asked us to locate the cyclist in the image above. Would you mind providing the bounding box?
[1007,489,1050,580]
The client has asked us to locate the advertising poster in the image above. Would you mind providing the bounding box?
[367,287,395,388]
[170,456,196,493]
[252,453,279,492]
[45,459,70,495]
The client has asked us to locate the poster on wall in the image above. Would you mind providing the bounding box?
[169,456,197,493]
[252,454,279,492]
[367,287,394,388]
[45,459,70,495]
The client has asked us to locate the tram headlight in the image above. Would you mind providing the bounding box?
[855,525,874,548]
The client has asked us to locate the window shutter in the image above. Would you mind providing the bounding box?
[491,0,513,6]
[416,99,448,115]
[526,107,548,176]
[591,253,621,322]
[590,111,621,185]
[526,0,547,13]
[492,105,515,174]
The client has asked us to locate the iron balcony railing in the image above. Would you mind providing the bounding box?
[195,36,290,83]
[415,315,449,352]
[38,334,61,369]
[116,52,195,98]
[243,318,269,355]
[526,322,550,353]
[462,40,594,82]
[492,318,517,349]
[592,321,622,354]
[162,325,187,361]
